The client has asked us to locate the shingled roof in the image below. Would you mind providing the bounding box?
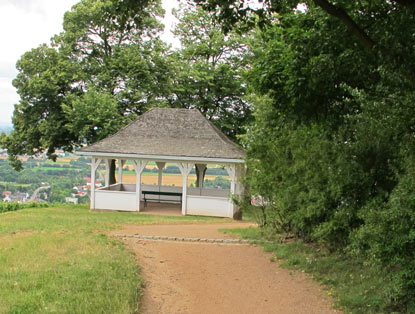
[77,108,245,162]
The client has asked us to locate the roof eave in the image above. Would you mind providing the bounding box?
[76,151,245,164]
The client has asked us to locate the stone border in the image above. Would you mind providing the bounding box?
[113,234,251,244]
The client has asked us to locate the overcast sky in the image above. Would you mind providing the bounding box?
[0,0,179,124]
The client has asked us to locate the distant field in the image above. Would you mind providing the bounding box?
[119,173,227,186]
[0,182,31,188]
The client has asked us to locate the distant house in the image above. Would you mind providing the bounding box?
[83,177,102,189]
[3,192,29,203]
[65,197,79,204]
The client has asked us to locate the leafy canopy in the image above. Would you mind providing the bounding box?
[3,0,166,170]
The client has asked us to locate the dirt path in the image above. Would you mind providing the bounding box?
[112,223,340,314]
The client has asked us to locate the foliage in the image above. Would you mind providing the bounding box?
[194,0,415,87]
[203,175,231,189]
[167,4,253,140]
[2,0,166,169]
[210,2,415,310]
[0,201,48,213]
[350,156,415,312]
[0,157,89,203]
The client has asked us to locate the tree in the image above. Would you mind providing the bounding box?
[166,4,254,140]
[200,2,415,310]
[193,0,415,87]
[3,0,168,177]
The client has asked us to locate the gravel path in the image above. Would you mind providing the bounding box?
[112,222,341,314]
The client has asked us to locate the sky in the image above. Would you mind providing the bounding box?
[0,0,179,124]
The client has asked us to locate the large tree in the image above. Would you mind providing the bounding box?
[194,0,415,87]
[165,4,253,140]
[192,1,415,310]
[3,0,167,172]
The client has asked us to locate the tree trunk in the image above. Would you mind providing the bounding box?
[195,165,207,187]
[109,159,116,185]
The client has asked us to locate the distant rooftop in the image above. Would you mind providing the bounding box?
[78,108,245,161]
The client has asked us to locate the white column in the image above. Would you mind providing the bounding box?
[235,164,245,196]
[132,160,147,211]
[118,159,124,184]
[178,162,193,215]
[225,164,236,218]
[90,157,101,210]
[104,159,111,187]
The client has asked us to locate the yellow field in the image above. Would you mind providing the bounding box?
[120,173,225,187]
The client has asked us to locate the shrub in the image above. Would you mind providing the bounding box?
[350,157,415,312]
[0,202,48,213]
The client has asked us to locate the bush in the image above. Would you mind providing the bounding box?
[350,157,415,312]
[0,202,48,213]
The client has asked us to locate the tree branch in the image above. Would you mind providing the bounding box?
[312,0,376,50]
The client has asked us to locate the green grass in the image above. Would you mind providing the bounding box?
[0,204,223,313]
[221,226,391,314]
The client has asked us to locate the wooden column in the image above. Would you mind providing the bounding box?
[178,162,193,215]
[90,157,101,210]
[132,160,147,211]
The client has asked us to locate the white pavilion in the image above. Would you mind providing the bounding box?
[77,108,245,218]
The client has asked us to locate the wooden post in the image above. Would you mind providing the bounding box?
[178,162,193,215]
[90,157,101,210]
[132,160,147,211]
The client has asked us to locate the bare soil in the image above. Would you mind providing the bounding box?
[113,222,341,314]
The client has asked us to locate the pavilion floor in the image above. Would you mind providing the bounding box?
[138,201,182,216]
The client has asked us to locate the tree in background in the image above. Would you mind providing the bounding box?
[2,0,254,180]
[2,0,167,173]
[166,4,253,140]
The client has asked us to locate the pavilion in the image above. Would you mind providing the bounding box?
[76,108,245,218]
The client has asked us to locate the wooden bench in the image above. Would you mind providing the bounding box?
[142,191,183,207]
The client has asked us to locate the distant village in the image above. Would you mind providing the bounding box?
[0,148,99,205]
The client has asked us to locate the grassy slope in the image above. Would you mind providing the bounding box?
[0,205,221,314]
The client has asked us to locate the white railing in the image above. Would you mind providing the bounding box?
[95,183,232,217]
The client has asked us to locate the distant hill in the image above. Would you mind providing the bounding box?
[0,123,13,134]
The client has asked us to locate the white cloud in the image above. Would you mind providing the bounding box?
[0,0,78,123]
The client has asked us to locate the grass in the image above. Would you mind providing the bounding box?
[221,226,392,314]
[0,204,223,313]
